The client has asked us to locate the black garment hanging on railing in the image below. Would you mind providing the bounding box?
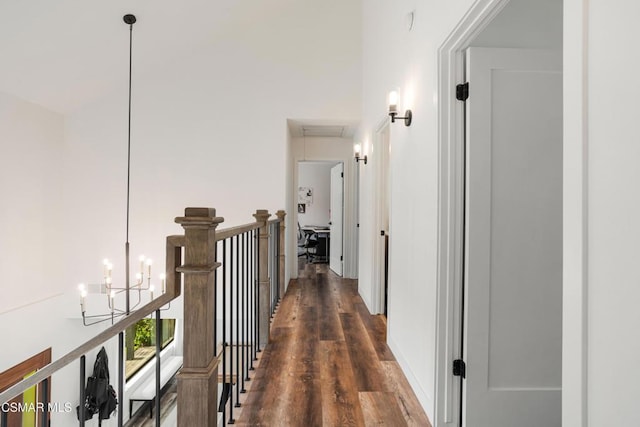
[77,346,118,424]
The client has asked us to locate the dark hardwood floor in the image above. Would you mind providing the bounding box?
[234,262,432,427]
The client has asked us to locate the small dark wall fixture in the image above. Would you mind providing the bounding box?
[388,90,412,126]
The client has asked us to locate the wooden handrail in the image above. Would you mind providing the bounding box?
[216,222,262,242]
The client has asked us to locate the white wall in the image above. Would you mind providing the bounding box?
[0,92,64,313]
[0,94,99,423]
[297,162,337,227]
[359,0,479,417]
[0,94,119,424]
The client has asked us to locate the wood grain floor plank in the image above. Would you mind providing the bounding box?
[339,312,388,392]
[359,391,408,427]
[317,271,345,341]
[271,280,302,329]
[354,302,396,362]
[319,341,366,427]
[381,361,433,427]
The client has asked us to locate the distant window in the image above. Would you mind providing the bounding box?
[125,319,176,380]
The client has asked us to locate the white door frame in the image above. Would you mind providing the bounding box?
[329,162,344,276]
[434,3,511,424]
[372,118,391,315]
[434,1,589,426]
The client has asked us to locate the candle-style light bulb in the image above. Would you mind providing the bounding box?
[79,284,87,312]
[388,90,399,113]
[160,273,166,293]
[136,272,142,285]
[354,143,362,157]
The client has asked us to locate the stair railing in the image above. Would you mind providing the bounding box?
[0,206,286,427]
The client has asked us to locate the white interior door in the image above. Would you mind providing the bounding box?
[463,47,562,426]
[329,163,343,276]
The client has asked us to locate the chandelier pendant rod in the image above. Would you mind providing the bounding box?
[124,14,136,315]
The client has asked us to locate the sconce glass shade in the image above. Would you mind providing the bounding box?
[354,143,367,165]
[388,91,399,114]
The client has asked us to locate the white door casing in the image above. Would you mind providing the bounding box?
[329,163,344,276]
[373,122,391,314]
[463,47,562,426]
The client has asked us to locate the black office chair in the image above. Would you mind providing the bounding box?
[297,223,319,261]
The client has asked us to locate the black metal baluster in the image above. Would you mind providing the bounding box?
[155,309,161,427]
[250,229,256,370]
[254,229,259,359]
[273,222,280,307]
[255,229,262,353]
[272,223,275,311]
[228,237,235,424]
[244,232,250,383]
[222,239,227,425]
[273,223,277,315]
[247,230,254,371]
[79,355,86,427]
[40,377,49,427]
[235,234,241,408]
[269,225,273,317]
[215,241,219,352]
[118,332,124,427]
[278,221,281,303]
[1,403,6,427]
[240,232,246,394]
[273,223,278,314]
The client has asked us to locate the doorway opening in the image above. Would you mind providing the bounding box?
[296,161,344,277]
[435,0,563,425]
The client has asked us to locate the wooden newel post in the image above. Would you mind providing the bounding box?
[276,210,286,299]
[175,207,224,427]
[253,209,271,347]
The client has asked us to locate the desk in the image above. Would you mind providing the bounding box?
[302,226,330,263]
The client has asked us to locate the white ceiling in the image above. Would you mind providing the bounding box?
[288,119,358,139]
[0,0,283,113]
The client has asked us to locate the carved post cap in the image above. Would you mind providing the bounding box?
[253,209,271,223]
[276,210,286,220]
[175,207,224,227]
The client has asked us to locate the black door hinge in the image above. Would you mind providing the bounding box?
[341,172,344,178]
[453,359,466,378]
[456,83,469,101]
[340,255,343,261]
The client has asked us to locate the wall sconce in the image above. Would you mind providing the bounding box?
[388,90,412,126]
[354,143,367,165]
